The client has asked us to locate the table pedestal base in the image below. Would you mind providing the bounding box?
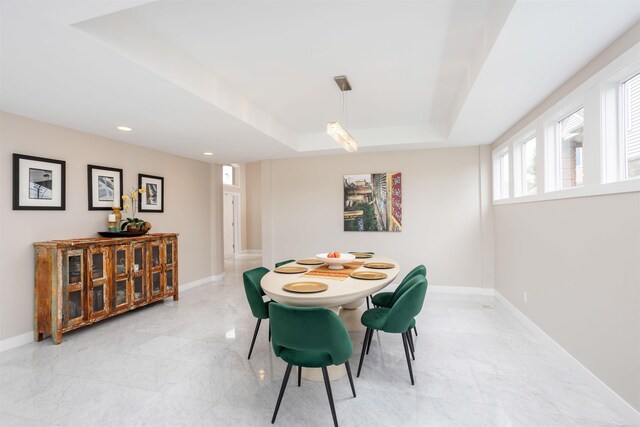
[338,298,365,332]
[301,364,346,382]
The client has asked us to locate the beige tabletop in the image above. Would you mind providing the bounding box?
[260,255,400,308]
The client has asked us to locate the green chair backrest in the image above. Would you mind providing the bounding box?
[275,259,295,268]
[270,304,353,366]
[384,276,428,333]
[390,264,427,306]
[243,267,270,319]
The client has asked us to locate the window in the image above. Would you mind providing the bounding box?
[222,165,234,186]
[493,148,509,200]
[515,136,537,197]
[622,73,640,178]
[556,108,584,189]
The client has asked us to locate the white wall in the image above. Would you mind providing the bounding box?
[491,24,640,412]
[261,147,492,286]
[245,161,262,251]
[0,112,221,342]
[494,194,640,412]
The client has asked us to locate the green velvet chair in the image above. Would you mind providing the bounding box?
[275,259,295,268]
[371,264,426,336]
[357,275,427,385]
[242,267,271,359]
[269,303,356,427]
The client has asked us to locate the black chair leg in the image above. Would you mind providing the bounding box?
[406,332,415,360]
[401,333,415,385]
[414,326,418,336]
[298,365,301,387]
[366,296,370,309]
[321,367,339,427]
[366,329,374,355]
[345,361,356,398]
[271,363,293,423]
[248,318,261,359]
[357,328,372,377]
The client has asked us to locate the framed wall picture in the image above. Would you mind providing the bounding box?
[138,174,164,212]
[87,164,123,210]
[344,172,402,232]
[13,153,66,210]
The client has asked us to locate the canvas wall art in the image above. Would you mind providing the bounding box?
[344,172,402,232]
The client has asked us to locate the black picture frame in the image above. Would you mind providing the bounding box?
[13,153,66,210]
[138,173,164,213]
[87,164,124,210]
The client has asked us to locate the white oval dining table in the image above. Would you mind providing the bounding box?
[260,256,400,382]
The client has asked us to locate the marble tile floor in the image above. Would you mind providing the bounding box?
[0,255,635,426]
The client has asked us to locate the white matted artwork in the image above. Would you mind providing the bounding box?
[138,174,164,212]
[13,153,66,210]
[87,165,123,210]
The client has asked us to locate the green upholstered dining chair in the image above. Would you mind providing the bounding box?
[357,275,427,385]
[269,303,356,427]
[242,267,271,359]
[371,264,426,336]
[275,259,295,268]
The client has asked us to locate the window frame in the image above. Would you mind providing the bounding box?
[544,103,585,193]
[492,147,510,201]
[514,133,537,198]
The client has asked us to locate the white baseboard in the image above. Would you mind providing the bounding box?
[240,249,262,255]
[180,273,225,292]
[429,285,495,296]
[0,274,226,354]
[495,291,640,424]
[0,331,33,353]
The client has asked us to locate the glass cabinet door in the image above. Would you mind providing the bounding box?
[88,247,110,319]
[112,245,131,311]
[63,250,85,328]
[151,271,162,296]
[132,243,147,304]
[164,240,176,293]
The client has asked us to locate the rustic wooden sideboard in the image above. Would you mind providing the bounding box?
[33,233,178,344]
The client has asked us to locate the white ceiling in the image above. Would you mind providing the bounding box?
[1,0,639,164]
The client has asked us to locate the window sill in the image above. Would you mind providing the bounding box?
[493,179,640,205]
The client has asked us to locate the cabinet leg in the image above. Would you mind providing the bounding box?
[34,331,44,342]
[52,330,62,345]
[173,293,179,301]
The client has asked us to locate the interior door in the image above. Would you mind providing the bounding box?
[223,191,235,257]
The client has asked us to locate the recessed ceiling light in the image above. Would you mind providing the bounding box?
[203,152,213,156]
[117,126,132,132]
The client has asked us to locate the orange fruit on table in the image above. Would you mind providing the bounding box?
[335,252,341,257]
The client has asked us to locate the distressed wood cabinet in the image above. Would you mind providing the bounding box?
[34,233,179,344]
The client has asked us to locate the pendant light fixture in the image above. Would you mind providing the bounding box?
[327,75,358,152]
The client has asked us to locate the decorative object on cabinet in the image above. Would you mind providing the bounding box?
[120,186,151,232]
[13,153,66,210]
[87,164,123,210]
[34,233,178,344]
[138,174,164,212]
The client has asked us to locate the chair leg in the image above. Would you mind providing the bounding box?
[345,361,356,398]
[401,333,415,385]
[248,318,262,360]
[321,367,339,427]
[366,329,374,355]
[414,326,418,336]
[406,332,415,360]
[271,363,293,424]
[298,365,301,387]
[357,328,372,377]
[366,296,370,309]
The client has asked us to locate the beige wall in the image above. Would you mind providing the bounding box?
[245,161,262,250]
[494,194,640,410]
[262,147,492,286]
[490,24,640,412]
[0,112,217,341]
